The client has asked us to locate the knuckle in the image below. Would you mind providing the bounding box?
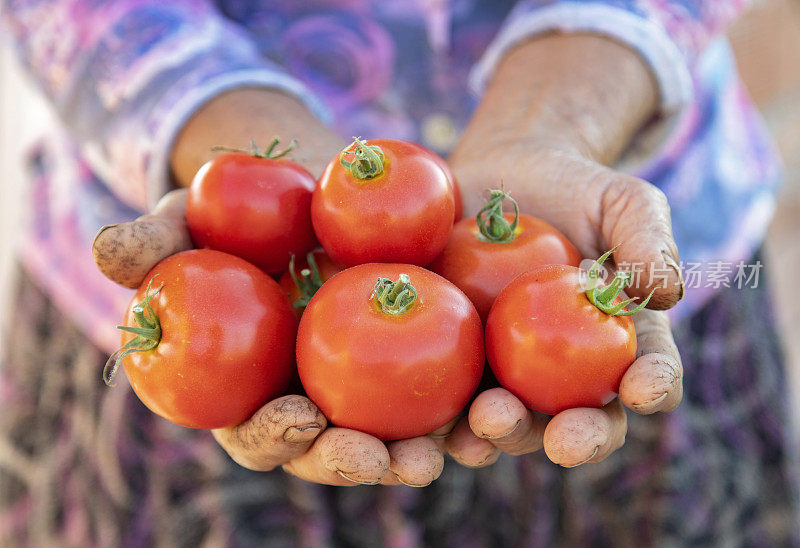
[223,420,265,452]
[602,176,669,222]
[627,177,668,209]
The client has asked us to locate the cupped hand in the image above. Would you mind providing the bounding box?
[93,188,447,486]
[92,85,455,486]
[213,396,445,487]
[440,33,685,468]
[445,141,684,469]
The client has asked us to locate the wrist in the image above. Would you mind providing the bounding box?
[169,88,343,186]
[463,34,658,165]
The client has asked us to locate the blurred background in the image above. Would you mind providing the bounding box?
[1,0,799,414]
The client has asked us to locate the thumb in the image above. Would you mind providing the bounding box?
[594,169,684,310]
[92,189,193,288]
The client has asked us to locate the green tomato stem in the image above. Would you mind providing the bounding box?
[210,137,297,159]
[476,189,519,243]
[103,277,163,386]
[585,247,654,316]
[339,137,385,179]
[288,253,325,309]
[373,274,417,315]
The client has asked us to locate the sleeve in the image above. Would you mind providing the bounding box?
[1,0,330,210]
[469,0,751,114]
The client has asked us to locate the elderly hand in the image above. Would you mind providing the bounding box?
[444,34,684,467]
[94,185,448,486]
[93,89,448,486]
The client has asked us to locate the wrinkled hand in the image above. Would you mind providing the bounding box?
[443,34,684,468]
[445,148,684,467]
[213,396,449,486]
[92,87,453,486]
[93,188,448,486]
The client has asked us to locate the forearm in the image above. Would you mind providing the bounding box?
[459,33,658,166]
[170,88,344,187]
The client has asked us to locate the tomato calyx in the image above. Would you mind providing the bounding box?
[585,248,655,316]
[288,253,325,309]
[211,137,297,159]
[103,276,164,386]
[476,189,519,243]
[373,274,417,315]
[339,137,385,180]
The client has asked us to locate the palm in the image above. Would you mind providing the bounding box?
[443,143,684,467]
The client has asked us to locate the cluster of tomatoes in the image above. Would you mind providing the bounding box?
[105,137,650,440]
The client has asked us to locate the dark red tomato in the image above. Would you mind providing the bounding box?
[278,249,343,318]
[186,140,317,274]
[311,138,454,267]
[429,190,581,323]
[296,263,484,441]
[486,260,644,415]
[106,249,298,429]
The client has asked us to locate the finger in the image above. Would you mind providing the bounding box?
[383,437,444,487]
[212,395,326,471]
[596,171,683,309]
[445,418,501,468]
[152,187,190,217]
[92,188,193,288]
[430,417,459,438]
[468,388,548,455]
[543,400,627,467]
[588,399,627,462]
[620,309,683,414]
[429,416,459,452]
[282,427,390,486]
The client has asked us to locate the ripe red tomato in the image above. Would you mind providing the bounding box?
[430,190,581,323]
[278,249,343,318]
[296,263,484,441]
[311,138,454,267]
[186,139,317,274]
[105,249,298,429]
[486,254,649,415]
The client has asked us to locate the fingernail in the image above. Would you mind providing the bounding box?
[475,454,498,467]
[631,391,668,413]
[462,449,501,469]
[336,470,381,485]
[92,224,118,246]
[283,424,322,443]
[662,250,685,301]
[481,418,522,440]
[561,446,599,468]
[396,476,432,488]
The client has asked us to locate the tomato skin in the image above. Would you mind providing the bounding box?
[311,139,454,267]
[485,264,636,415]
[278,249,344,318]
[427,149,463,222]
[430,213,581,323]
[296,263,484,441]
[120,249,298,429]
[452,180,464,222]
[186,152,317,274]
